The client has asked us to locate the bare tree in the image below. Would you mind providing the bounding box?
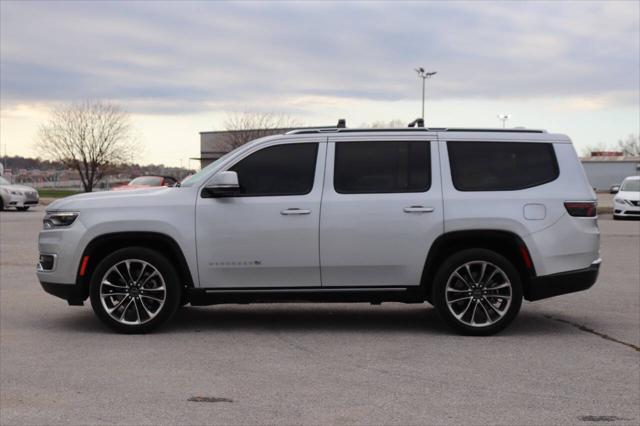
[222,112,300,150]
[371,119,406,128]
[616,134,640,156]
[37,101,136,192]
[580,134,640,157]
[580,141,611,157]
[360,119,406,128]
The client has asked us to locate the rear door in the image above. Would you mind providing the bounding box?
[320,135,443,287]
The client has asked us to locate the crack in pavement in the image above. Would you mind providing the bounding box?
[544,315,640,353]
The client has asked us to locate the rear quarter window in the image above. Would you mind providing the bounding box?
[447,141,559,191]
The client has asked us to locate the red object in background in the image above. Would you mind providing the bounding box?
[112,175,178,191]
[590,151,623,157]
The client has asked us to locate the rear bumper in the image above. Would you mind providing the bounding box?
[526,259,600,301]
[40,281,85,306]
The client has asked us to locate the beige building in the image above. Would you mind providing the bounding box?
[581,156,640,191]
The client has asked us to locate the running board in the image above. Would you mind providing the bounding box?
[187,286,425,306]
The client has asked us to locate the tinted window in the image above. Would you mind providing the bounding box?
[334,141,430,193]
[448,141,559,191]
[230,143,318,196]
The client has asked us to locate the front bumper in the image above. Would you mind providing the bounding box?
[40,281,86,306]
[6,194,39,208]
[37,220,87,284]
[526,259,600,301]
[613,205,640,218]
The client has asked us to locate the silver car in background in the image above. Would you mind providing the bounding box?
[0,176,39,211]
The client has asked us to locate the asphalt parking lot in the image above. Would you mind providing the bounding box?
[1,206,638,425]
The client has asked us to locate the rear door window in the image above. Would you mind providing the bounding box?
[447,141,559,191]
[334,141,431,194]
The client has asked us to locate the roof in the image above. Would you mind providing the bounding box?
[200,126,329,135]
[286,127,548,135]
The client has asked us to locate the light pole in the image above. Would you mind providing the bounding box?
[415,67,437,121]
[497,114,511,128]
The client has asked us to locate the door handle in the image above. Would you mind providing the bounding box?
[403,206,434,213]
[281,208,311,215]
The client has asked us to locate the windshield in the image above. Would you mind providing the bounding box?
[0,176,9,185]
[129,176,163,186]
[620,179,640,192]
[180,150,237,187]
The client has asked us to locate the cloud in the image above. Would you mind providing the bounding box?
[1,0,638,115]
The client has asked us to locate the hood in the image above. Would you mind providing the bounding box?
[112,184,160,191]
[47,187,173,211]
[617,190,640,201]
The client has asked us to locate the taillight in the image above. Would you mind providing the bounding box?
[564,201,597,217]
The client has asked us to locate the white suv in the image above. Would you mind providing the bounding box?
[37,122,601,335]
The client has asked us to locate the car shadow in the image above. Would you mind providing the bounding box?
[43,303,578,337]
[166,304,449,334]
[0,207,42,214]
[164,304,571,336]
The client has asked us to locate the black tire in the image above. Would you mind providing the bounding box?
[613,215,620,221]
[432,248,523,336]
[0,198,4,211]
[16,206,29,211]
[89,247,181,334]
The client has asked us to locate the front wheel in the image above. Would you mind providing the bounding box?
[89,247,181,333]
[433,249,523,336]
[16,206,30,211]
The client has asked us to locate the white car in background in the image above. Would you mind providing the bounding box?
[0,176,40,211]
[613,176,640,220]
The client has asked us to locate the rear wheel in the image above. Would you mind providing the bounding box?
[89,247,181,333]
[433,248,523,336]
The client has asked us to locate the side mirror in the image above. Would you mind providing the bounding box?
[202,171,240,198]
[610,185,620,194]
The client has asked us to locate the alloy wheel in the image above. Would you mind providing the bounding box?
[445,261,512,327]
[99,259,166,325]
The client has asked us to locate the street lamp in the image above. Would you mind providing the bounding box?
[415,67,437,121]
[497,114,511,128]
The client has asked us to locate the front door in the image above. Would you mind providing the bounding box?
[196,140,325,288]
[320,137,443,287]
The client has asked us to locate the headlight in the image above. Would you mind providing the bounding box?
[43,212,79,229]
[614,198,625,205]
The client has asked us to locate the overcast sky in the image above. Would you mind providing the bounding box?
[1,0,638,166]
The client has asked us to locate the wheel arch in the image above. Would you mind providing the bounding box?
[421,230,536,301]
[76,231,194,300]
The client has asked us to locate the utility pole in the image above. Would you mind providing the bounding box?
[415,68,437,120]
[497,114,511,128]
